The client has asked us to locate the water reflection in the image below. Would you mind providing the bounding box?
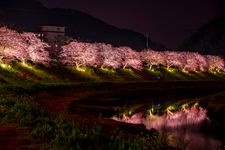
[111,104,224,149]
[166,128,224,150]
[112,104,208,129]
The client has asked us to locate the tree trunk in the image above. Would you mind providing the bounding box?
[123,63,127,69]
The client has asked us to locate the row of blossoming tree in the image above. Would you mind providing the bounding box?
[0,27,224,72]
[59,41,225,72]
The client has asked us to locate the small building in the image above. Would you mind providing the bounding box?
[40,25,65,44]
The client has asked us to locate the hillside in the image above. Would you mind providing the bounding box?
[0,0,164,51]
[179,14,225,56]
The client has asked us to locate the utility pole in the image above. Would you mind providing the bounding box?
[146,32,149,49]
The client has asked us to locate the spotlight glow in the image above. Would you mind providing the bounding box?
[76,67,86,72]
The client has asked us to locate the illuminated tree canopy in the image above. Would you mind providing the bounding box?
[0,27,50,66]
[1,27,225,72]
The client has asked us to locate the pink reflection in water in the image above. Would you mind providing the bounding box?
[111,112,143,124]
[111,105,225,149]
[111,105,208,130]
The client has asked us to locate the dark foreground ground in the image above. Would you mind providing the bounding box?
[1,81,225,149]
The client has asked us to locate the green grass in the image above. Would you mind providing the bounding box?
[163,68,188,80]
[0,94,46,125]
[68,66,102,81]
[32,116,169,150]
[13,62,58,81]
[1,61,225,85]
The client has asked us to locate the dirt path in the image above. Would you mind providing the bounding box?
[32,87,96,116]
[0,124,42,150]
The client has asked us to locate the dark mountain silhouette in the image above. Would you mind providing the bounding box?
[0,0,165,51]
[179,14,225,56]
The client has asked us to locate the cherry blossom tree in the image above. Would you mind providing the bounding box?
[59,41,87,67]
[0,27,50,66]
[83,42,100,67]
[0,27,29,63]
[59,41,100,68]
[96,43,122,69]
[164,51,185,70]
[21,32,50,66]
[181,52,199,71]
[206,55,225,71]
[192,52,208,72]
[118,46,143,70]
[180,52,209,72]
[140,50,166,70]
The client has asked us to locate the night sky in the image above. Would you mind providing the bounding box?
[37,0,225,49]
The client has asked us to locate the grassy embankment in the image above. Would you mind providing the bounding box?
[0,62,175,149]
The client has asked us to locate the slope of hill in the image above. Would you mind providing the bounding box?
[0,0,164,51]
[179,14,225,56]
